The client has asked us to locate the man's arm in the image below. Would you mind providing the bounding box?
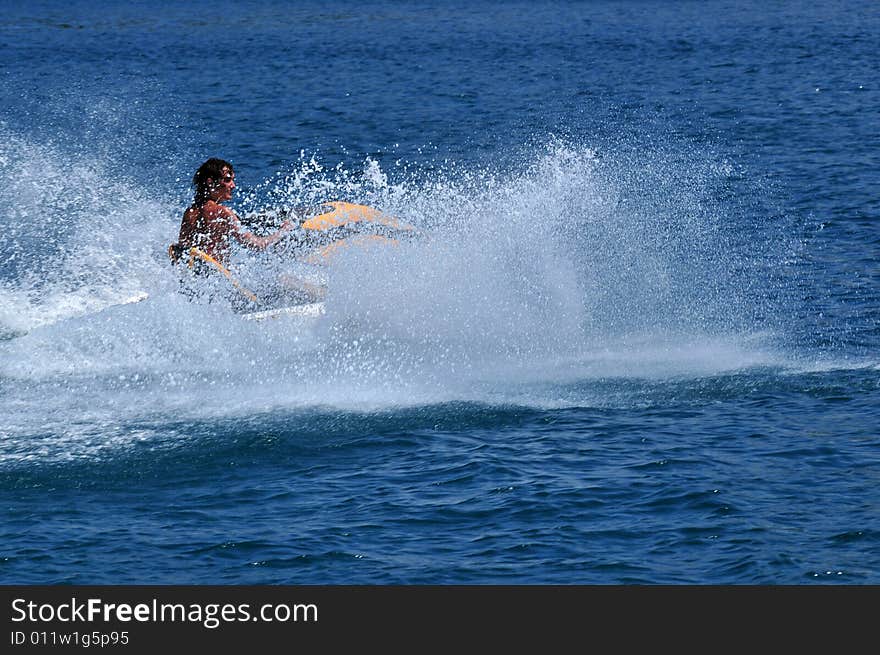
[227,207,293,250]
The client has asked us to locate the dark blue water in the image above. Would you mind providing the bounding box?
[1,0,878,584]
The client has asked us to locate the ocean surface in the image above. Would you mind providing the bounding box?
[1,0,878,584]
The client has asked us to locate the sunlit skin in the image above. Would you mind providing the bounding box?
[177,166,293,266]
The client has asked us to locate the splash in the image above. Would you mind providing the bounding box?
[0,127,176,333]
[0,131,803,431]
[317,136,796,385]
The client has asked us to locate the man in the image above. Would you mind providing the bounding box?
[170,158,324,307]
[173,158,293,266]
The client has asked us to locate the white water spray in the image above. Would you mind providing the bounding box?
[1,133,797,430]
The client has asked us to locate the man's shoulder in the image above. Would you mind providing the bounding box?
[202,202,238,221]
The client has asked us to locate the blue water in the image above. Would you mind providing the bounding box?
[1,0,878,584]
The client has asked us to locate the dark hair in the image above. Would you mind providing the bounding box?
[192,158,233,206]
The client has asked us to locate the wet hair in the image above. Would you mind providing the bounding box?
[192,158,233,206]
